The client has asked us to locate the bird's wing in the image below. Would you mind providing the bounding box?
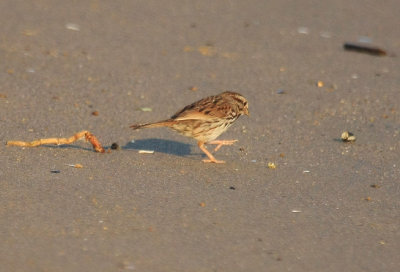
[171,96,232,121]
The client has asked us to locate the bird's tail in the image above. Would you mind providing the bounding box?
[130,120,174,130]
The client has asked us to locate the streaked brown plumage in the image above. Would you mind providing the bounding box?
[130,91,249,163]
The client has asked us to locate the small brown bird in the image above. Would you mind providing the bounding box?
[130,91,249,163]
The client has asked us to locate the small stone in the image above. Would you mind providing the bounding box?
[370,184,381,189]
[65,23,80,31]
[347,135,356,141]
[276,89,285,94]
[111,143,120,150]
[341,131,356,142]
[297,26,309,34]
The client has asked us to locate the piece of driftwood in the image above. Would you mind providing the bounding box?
[343,43,387,56]
[6,131,105,153]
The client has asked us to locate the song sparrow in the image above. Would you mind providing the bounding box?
[130,91,249,163]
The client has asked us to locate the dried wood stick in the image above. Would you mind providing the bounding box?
[84,132,105,153]
[343,43,387,56]
[6,130,105,153]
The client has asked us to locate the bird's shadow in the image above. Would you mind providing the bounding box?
[123,138,193,157]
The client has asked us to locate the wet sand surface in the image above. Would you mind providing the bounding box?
[1,1,399,271]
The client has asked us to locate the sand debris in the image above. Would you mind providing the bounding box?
[66,164,83,168]
[138,150,154,154]
[341,131,356,142]
[343,42,387,56]
[7,130,105,153]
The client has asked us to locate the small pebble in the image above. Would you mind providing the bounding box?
[65,23,80,31]
[50,170,61,173]
[276,89,285,94]
[229,186,236,190]
[297,26,309,34]
[370,184,381,189]
[341,131,356,142]
[111,143,120,150]
[91,111,99,116]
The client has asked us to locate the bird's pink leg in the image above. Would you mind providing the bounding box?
[197,141,225,163]
[208,140,238,152]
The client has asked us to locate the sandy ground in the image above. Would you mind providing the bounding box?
[1,1,399,271]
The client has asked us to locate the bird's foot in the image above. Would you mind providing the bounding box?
[208,140,238,152]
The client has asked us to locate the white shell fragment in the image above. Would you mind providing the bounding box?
[65,23,80,31]
[138,150,154,154]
